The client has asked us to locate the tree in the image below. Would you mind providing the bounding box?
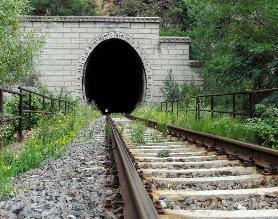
[160,70,180,101]
[29,0,97,16]
[0,0,44,87]
[186,0,278,92]
[111,0,190,31]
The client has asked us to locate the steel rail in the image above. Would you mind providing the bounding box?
[107,116,158,219]
[127,115,278,174]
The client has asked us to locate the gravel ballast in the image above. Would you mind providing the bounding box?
[0,117,113,219]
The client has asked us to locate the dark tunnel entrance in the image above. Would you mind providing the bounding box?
[84,38,145,114]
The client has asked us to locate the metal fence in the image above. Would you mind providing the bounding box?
[161,88,278,120]
[0,87,74,142]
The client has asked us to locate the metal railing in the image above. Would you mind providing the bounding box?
[161,88,278,120]
[0,87,74,143]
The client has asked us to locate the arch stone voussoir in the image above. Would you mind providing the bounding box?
[76,31,153,102]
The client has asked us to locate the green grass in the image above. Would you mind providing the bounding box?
[156,149,170,158]
[0,105,100,199]
[130,122,146,145]
[133,105,258,145]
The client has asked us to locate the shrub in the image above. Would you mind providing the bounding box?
[29,0,97,16]
[247,104,278,149]
[157,123,168,138]
[130,122,146,145]
[156,149,170,158]
[0,0,44,86]
[160,70,180,101]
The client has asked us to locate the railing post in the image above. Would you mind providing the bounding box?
[165,102,168,114]
[198,97,201,121]
[0,90,3,125]
[195,97,198,121]
[42,96,45,112]
[171,101,174,114]
[176,100,179,117]
[64,101,67,115]
[53,99,55,113]
[248,93,255,117]
[28,93,32,130]
[185,98,188,115]
[233,94,236,119]
[196,97,201,121]
[58,99,61,112]
[18,90,23,141]
[160,102,163,111]
[211,96,214,119]
[51,98,54,113]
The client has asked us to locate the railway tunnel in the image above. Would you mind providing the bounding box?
[84,39,146,114]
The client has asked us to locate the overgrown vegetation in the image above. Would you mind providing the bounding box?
[247,104,278,149]
[29,0,97,16]
[130,122,146,145]
[161,71,201,101]
[1,87,74,147]
[156,149,170,158]
[0,0,44,87]
[157,123,168,138]
[112,0,278,92]
[150,130,163,143]
[0,105,100,199]
[133,104,278,149]
[187,0,278,92]
[153,62,277,149]
[111,0,188,31]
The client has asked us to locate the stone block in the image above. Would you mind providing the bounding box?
[64,33,79,38]
[64,22,79,27]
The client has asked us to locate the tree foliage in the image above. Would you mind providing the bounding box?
[29,0,98,16]
[0,0,43,87]
[160,70,180,101]
[186,0,278,92]
[113,0,277,92]
[111,0,189,30]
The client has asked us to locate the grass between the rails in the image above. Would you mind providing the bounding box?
[0,105,100,199]
[130,122,146,145]
[133,105,262,147]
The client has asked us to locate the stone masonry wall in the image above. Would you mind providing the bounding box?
[22,16,202,102]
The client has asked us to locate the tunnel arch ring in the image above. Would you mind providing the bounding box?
[76,31,153,102]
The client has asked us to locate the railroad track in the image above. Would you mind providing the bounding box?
[106,115,278,219]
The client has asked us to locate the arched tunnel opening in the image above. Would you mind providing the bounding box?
[84,38,145,114]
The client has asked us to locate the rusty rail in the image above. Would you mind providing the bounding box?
[106,115,158,219]
[127,115,278,175]
[161,88,278,120]
[0,87,74,142]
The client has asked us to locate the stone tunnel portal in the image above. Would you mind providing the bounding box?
[84,39,146,114]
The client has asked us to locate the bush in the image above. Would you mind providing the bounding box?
[111,0,189,30]
[160,70,180,101]
[0,0,44,87]
[130,122,146,145]
[156,149,170,158]
[29,0,97,16]
[247,104,278,149]
[186,0,278,92]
